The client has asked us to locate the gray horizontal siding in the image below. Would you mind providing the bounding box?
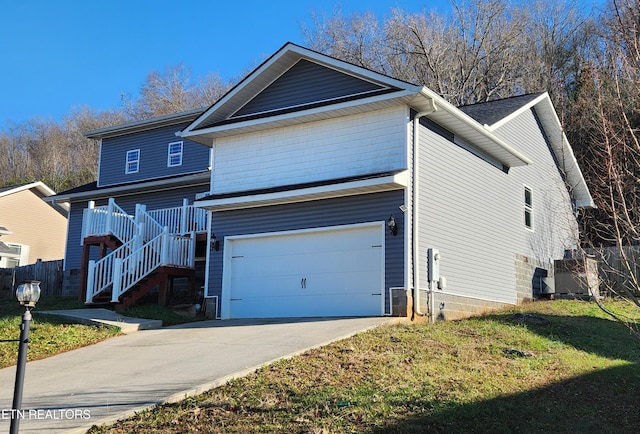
[234,59,385,118]
[207,190,406,314]
[494,108,579,259]
[98,123,210,187]
[418,122,519,305]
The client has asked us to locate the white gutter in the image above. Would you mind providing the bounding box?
[412,100,437,318]
[419,88,533,166]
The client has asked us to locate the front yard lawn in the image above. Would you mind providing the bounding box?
[0,297,120,369]
[88,299,640,433]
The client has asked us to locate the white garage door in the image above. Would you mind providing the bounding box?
[222,222,384,319]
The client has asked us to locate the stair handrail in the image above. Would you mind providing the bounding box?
[85,200,199,304]
[135,204,164,242]
[85,238,135,303]
[111,229,196,303]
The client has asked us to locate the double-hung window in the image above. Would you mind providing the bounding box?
[524,185,533,230]
[126,149,140,174]
[168,141,183,167]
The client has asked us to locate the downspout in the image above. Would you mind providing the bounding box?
[412,102,437,319]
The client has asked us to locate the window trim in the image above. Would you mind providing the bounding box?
[126,149,140,174]
[524,185,534,231]
[167,141,184,167]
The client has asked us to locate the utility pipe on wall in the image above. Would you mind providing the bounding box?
[412,102,437,318]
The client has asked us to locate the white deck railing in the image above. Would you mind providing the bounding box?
[84,198,202,304]
[148,199,208,234]
[81,198,137,245]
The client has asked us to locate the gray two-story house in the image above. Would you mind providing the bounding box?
[48,42,594,320]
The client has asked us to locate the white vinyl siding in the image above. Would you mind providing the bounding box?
[125,149,140,174]
[210,106,408,194]
[167,141,183,167]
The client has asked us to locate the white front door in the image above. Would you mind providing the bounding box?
[222,222,384,319]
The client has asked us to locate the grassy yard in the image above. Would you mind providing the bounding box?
[0,296,207,369]
[88,299,640,433]
[0,296,121,369]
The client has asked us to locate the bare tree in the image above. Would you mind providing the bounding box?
[567,0,640,335]
[121,63,233,120]
[303,0,591,106]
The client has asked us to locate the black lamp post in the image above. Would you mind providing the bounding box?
[10,280,40,434]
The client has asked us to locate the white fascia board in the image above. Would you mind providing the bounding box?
[418,88,533,166]
[182,43,300,135]
[484,93,550,132]
[1,181,70,215]
[195,171,409,211]
[559,133,596,208]
[180,89,419,142]
[48,172,211,203]
[85,108,204,139]
[0,181,54,199]
[289,44,422,90]
[489,93,594,208]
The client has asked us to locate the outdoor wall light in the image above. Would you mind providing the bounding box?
[210,234,220,251]
[11,280,40,434]
[388,214,398,236]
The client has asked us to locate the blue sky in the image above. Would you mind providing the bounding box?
[0,0,452,129]
[0,0,603,130]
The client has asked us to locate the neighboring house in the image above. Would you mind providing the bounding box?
[48,42,594,320]
[0,182,69,267]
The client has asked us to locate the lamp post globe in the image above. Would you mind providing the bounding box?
[16,280,41,307]
[10,280,40,434]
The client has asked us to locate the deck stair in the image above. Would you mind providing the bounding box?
[81,198,207,306]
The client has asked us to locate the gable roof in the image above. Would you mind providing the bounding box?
[84,108,204,140]
[0,181,69,215]
[180,43,427,138]
[179,42,532,168]
[459,93,545,126]
[476,92,594,208]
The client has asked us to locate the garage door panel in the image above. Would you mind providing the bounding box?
[225,223,384,319]
[230,292,381,318]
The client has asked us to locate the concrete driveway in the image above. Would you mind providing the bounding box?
[0,316,390,433]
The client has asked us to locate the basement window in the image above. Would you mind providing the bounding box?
[524,185,533,230]
[126,149,140,174]
[168,141,183,167]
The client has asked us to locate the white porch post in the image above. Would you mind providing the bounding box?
[86,260,96,303]
[180,198,189,234]
[111,258,123,303]
[81,201,96,242]
[189,230,196,267]
[161,227,170,265]
[105,198,115,235]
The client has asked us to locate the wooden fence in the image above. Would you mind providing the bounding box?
[585,246,640,296]
[0,259,64,299]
